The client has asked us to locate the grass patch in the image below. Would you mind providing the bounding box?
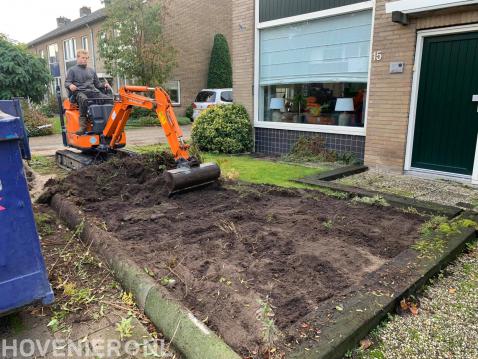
[351,195,390,207]
[128,143,170,154]
[51,116,61,134]
[412,216,478,257]
[35,212,55,237]
[203,153,328,189]
[29,155,58,175]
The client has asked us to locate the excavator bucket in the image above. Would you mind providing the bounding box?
[164,162,221,195]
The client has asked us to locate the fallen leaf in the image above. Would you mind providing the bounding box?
[335,305,344,312]
[400,298,409,311]
[448,288,457,294]
[360,338,372,350]
[410,304,419,316]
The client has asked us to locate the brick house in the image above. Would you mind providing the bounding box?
[233,0,478,185]
[28,1,232,116]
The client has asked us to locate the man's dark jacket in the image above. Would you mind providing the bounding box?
[64,64,105,93]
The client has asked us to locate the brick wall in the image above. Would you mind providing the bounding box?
[232,0,255,117]
[163,0,232,116]
[365,1,478,172]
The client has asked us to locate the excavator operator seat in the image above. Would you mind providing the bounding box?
[88,104,114,134]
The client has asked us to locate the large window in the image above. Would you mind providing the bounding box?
[81,36,89,51]
[164,81,180,106]
[262,82,366,127]
[63,38,77,72]
[48,43,60,94]
[258,11,372,129]
[48,43,59,76]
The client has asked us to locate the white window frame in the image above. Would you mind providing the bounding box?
[81,35,89,51]
[386,0,478,14]
[63,38,77,73]
[253,0,374,136]
[164,80,181,106]
[404,23,478,185]
[48,43,58,65]
[50,77,61,95]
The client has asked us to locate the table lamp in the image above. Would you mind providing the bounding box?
[335,98,354,126]
[270,98,285,122]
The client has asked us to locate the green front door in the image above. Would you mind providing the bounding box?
[412,32,478,175]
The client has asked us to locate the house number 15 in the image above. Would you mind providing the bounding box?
[373,51,383,61]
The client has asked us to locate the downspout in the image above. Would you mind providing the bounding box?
[86,23,96,70]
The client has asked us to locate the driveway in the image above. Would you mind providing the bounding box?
[29,125,192,156]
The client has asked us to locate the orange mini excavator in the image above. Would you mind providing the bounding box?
[55,85,220,194]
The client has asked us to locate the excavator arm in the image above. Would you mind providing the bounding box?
[102,86,220,194]
[103,86,191,162]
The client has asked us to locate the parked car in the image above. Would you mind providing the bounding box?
[192,88,233,120]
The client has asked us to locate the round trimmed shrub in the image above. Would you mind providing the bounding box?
[191,104,253,153]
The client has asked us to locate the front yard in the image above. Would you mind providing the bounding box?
[26,147,478,359]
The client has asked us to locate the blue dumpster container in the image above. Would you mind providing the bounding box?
[0,99,54,315]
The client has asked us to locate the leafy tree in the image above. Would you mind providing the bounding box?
[207,34,232,89]
[0,37,50,103]
[99,0,176,86]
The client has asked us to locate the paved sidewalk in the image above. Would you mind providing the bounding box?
[29,125,192,156]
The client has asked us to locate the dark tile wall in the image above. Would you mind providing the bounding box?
[254,127,366,161]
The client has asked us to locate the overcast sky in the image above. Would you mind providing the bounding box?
[0,0,104,43]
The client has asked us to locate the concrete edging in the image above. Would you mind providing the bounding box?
[289,213,477,359]
[50,194,241,359]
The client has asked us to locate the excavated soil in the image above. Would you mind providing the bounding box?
[45,154,426,357]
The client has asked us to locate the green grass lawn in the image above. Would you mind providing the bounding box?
[203,153,328,188]
[130,144,329,189]
[29,155,66,177]
[51,116,61,134]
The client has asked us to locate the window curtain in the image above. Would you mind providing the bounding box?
[259,11,372,85]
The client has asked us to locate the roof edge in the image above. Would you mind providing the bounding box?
[28,8,106,47]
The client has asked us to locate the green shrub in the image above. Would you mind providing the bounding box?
[191,104,253,154]
[207,34,232,89]
[177,116,191,126]
[285,135,336,162]
[21,100,53,137]
[185,104,193,119]
[130,107,155,120]
[137,116,159,126]
[284,135,358,164]
[39,95,60,118]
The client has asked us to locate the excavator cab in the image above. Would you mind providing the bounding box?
[56,85,220,194]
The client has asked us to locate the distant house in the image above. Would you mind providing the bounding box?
[28,1,232,116]
[232,0,478,185]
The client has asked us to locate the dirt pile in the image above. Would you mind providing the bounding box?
[41,152,176,205]
[47,156,426,357]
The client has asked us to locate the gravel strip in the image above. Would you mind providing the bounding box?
[354,242,478,359]
[338,170,478,208]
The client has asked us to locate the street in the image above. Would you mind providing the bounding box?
[29,125,192,156]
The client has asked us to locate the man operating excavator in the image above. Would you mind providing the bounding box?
[64,49,112,135]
